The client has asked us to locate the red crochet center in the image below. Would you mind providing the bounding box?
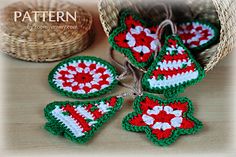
[129,97,194,140]
[61,97,117,132]
[58,62,110,93]
[178,22,212,47]
[151,38,196,79]
[114,15,158,62]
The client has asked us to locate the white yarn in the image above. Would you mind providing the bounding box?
[148,71,199,88]
[52,106,85,137]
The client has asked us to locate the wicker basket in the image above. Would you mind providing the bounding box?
[98,0,236,72]
[0,0,94,62]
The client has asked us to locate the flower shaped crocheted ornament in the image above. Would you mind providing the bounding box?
[122,93,203,146]
[177,21,219,51]
[44,96,123,143]
[48,56,118,99]
[109,10,159,69]
[142,35,205,98]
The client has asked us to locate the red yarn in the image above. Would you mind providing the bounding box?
[113,15,159,63]
[177,22,214,49]
[129,114,147,126]
[152,128,172,140]
[152,63,196,78]
[125,15,142,28]
[114,31,129,48]
[62,104,91,131]
[140,97,159,113]
[128,96,196,140]
[57,61,112,93]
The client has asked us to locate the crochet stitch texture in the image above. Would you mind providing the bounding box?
[122,93,203,146]
[44,96,124,143]
[177,21,219,51]
[48,56,118,99]
[142,35,205,98]
[109,10,159,69]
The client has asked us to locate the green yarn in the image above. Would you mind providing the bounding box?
[177,20,220,52]
[108,10,157,69]
[142,35,205,98]
[122,93,203,146]
[44,96,124,144]
[48,56,118,99]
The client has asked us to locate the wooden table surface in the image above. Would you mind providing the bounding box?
[0,0,236,157]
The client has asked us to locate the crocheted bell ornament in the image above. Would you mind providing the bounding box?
[48,56,118,99]
[142,35,205,98]
[177,21,219,51]
[122,93,203,146]
[44,96,123,143]
[109,10,160,69]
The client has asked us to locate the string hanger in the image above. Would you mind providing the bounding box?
[117,62,144,98]
[110,3,177,99]
[153,3,177,58]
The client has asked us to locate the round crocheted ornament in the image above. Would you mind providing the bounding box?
[109,10,160,69]
[122,93,203,146]
[44,96,124,143]
[177,21,219,51]
[48,56,118,99]
[142,35,205,98]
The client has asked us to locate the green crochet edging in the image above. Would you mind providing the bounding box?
[108,9,157,69]
[44,96,124,144]
[142,35,205,98]
[177,20,220,52]
[122,93,203,146]
[48,56,118,99]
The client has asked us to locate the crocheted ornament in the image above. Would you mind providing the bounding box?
[142,35,205,98]
[109,10,159,69]
[48,56,118,99]
[44,96,123,143]
[122,93,203,146]
[177,21,219,51]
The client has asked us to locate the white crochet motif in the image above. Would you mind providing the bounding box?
[178,22,215,48]
[147,42,199,88]
[52,106,85,137]
[53,59,115,94]
[157,59,192,71]
[142,106,183,131]
[125,25,158,54]
[148,71,199,88]
[51,101,113,138]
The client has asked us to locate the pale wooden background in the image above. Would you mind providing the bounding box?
[0,0,236,156]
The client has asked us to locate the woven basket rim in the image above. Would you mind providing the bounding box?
[97,0,236,72]
[0,0,95,62]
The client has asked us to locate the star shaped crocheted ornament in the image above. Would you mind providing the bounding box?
[177,21,219,51]
[44,96,123,143]
[122,93,202,146]
[142,35,205,98]
[109,10,159,69]
[48,56,118,99]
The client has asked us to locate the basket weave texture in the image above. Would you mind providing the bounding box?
[98,0,236,72]
[0,0,94,62]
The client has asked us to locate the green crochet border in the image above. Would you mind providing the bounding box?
[142,35,205,98]
[44,96,124,144]
[122,93,203,146]
[177,20,220,52]
[108,10,157,69]
[48,56,118,99]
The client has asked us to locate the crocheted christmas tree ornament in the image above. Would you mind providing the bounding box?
[177,21,219,51]
[48,56,118,99]
[44,96,123,144]
[142,35,205,98]
[109,10,159,69]
[122,93,203,146]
